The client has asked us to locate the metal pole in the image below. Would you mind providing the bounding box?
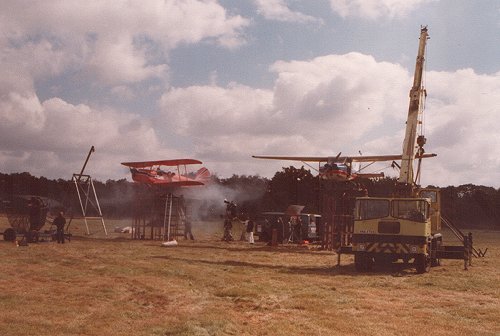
[167,194,173,241]
[77,146,95,182]
[163,195,169,241]
[73,175,90,235]
[464,235,469,271]
[90,177,107,235]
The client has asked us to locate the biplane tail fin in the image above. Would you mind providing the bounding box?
[194,167,211,182]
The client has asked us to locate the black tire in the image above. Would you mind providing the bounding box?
[415,254,430,274]
[355,253,373,272]
[4,228,16,242]
[374,254,394,266]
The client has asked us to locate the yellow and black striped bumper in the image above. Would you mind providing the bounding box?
[352,234,428,254]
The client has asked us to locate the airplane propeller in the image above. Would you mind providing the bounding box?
[327,152,342,164]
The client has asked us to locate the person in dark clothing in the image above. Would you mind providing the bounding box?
[28,197,42,231]
[222,199,237,242]
[246,218,255,244]
[54,211,66,244]
[222,219,233,241]
[184,220,194,240]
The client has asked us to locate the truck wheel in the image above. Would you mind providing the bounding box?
[355,253,373,272]
[415,254,430,274]
[374,254,394,266]
[4,228,16,242]
[354,253,366,272]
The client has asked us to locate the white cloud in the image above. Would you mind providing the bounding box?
[0,94,178,180]
[270,53,409,140]
[328,0,435,19]
[0,1,498,189]
[254,0,322,24]
[0,0,251,179]
[159,83,275,137]
[0,0,250,85]
[158,53,500,187]
[0,92,45,135]
[423,69,500,186]
[158,53,411,176]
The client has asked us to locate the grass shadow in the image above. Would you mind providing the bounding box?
[151,254,355,276]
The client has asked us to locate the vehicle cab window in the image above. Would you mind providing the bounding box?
[392,199,429,222]
[355,199,390,220]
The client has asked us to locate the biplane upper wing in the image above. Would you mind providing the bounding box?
[121,159,203,168]
[252,153,436,163]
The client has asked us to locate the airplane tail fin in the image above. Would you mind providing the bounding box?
[194,167,211,182]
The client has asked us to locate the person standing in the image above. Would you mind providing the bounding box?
[54,211,66,244]
[246,218,255,244]
[28,197,42,231]
[184,220,194,240]
[222,219,233,241]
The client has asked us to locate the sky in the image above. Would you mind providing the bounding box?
[0,0,499,188]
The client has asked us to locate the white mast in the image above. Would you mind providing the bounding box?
[398,26,429,186]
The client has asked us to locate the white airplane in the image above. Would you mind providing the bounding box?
[252,152,436,181]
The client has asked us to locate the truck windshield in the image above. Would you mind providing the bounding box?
[392,200,429,222]
[355,199,390,220]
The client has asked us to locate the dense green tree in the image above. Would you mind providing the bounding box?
[265,166,319,213]
[0,171,498,228]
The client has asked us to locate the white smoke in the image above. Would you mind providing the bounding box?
[180,179,267,220]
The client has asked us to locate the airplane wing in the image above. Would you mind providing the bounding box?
[252,153,436,163]
[350,153,437,163]
[252,155,329,162]
[137,176,205,187]
[121,159,203,168]
[167,180,205,187]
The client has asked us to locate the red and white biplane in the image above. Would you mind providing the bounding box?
[121,159,210,187]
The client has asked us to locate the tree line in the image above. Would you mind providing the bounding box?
[1,170,498,229]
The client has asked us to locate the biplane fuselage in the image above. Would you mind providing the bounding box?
[129,167,204,186]
[121,159,210,187]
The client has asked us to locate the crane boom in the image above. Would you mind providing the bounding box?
[398,26,429,186]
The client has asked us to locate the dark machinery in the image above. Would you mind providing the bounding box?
[3,195,52,242]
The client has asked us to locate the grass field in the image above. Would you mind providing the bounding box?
[0,217,499,336]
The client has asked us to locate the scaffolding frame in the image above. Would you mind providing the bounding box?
[132,192,186,241]
[68,173,107,235]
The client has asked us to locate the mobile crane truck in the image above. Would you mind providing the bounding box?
[351,27,477,273]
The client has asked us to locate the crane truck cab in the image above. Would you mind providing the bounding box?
[352,188,442,273]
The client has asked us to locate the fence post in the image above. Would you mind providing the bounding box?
[468,232,473,266]
[463,235,469,270]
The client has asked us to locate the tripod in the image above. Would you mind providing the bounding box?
[287,223,301,243]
